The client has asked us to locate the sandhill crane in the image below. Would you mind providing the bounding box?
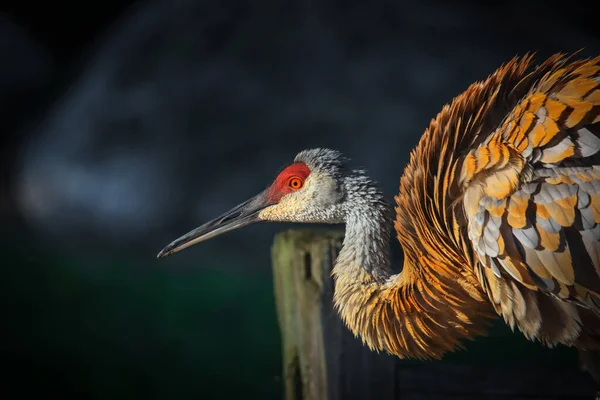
[158,53,600,382]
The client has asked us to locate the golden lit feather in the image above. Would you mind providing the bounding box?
[394,53,600,359]
[158,52,600,380]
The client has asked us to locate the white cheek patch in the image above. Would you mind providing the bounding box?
[257,172,345,222]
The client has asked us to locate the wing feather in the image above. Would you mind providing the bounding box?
[460,55,600,346]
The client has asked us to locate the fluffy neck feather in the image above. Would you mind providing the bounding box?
[330,54,565,359]
[332,173,493,359]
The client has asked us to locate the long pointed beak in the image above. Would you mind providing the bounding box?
[157,191,273,258]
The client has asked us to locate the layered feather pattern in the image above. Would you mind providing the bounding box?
[395,53,600,356]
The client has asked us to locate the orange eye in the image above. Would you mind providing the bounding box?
[288,177,303,190]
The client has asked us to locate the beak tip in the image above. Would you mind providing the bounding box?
[156,248,171,259]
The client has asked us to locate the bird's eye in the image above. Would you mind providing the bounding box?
[288,177,304,190]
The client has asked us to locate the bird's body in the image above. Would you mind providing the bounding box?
[159,53,600,379]
[389,53,600,361]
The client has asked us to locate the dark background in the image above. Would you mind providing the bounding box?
[1,0,599,398]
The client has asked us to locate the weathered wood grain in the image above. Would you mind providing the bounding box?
[271,229,597,400]
[272,229,395,400]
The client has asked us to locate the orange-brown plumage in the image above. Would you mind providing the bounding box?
[159,52,600,380]
[390,53,600,360]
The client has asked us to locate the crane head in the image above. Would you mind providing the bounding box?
[157,148,348,258]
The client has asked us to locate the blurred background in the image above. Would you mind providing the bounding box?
[1,0,600,398]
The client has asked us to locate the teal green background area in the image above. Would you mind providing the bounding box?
[1,226,590,399]
[2,230,282,399]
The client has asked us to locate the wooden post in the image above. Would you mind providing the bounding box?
[271,229,397,400]
[270,229,597,400]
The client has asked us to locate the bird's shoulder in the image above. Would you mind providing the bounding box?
[455,54,600,346]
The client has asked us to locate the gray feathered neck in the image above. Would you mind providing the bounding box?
[295,148,395,280]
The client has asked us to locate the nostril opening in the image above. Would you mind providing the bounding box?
[220,211,242,224]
